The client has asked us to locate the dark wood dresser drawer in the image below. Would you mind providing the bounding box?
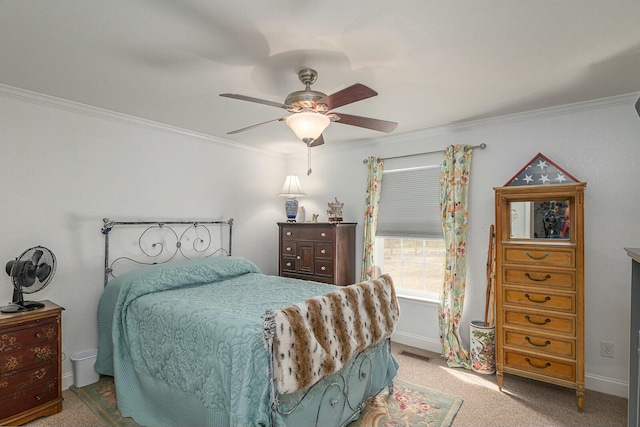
[0,359,57,397]
[0,380,58,419]
[281,226,333,242]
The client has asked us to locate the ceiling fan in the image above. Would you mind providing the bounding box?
[220,68,398,149]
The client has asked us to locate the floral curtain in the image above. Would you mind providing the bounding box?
[361,156,384,281]
[439,144,473,368]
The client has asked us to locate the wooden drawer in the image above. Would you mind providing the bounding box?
[281,241,296,256]
[314,259,333,278]
[281,226,333,242]
[315,243,333,259]
[503,267,575,291]
[0,359,57,398]
[503,308,575,336]
[0,319,58,357]
[503,288,575,313]
[503,246,575,267]
[280,255,297,273]
[504,329,575,359]
[504,350,576,382]
[0,380,57,419]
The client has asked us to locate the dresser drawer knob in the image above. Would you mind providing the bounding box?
[524,294,551,303]
[525,357,551,369]
[321,266,326,271]
[524,315,551,325]
[524,251,551,260]
[286,262,292,267]
[34,370,45,380]
[320,249,326,254]
[296,256,301,260]
[34,395,42,401]
[286,247,292,252]
[286,231,292,236]
[525,336,551,347]
[320,232,326,238]
[524,273,551,282]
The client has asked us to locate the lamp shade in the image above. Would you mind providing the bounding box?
[278,175,306,198]
[285,112,330,142]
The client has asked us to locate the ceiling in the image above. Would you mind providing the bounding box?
[1,1,640,154]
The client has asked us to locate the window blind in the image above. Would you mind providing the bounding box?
[376,165,442,238]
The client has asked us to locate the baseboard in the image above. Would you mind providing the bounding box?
[62,372,74,391]
[391,331,442,354]
[391,332,629,398]
[585,372,628,398]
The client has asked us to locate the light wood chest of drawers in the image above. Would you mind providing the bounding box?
[0,301,64,425]
[278,222,356,286]
[494,183,585,411]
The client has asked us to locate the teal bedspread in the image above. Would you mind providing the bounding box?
[96,257,398,427]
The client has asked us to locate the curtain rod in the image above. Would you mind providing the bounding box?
[362,143,487,163]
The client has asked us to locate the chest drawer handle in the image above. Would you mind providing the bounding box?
[320,249,326,254]
[321,266,326,271]
[525,357,551,369]
[34,394,42,401]
[286,231,292,236]
[286,262,292,267]
[35,332,42,339]
[320,232,326,238]
[524,273,551,282]
[524,251,551,260]
[524,315,550,325]
[286,247,292,252]
[524,294,551,303]
[296,256,301,260]
[525,336,551,347]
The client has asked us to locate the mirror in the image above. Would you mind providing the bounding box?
[509,199,571,240]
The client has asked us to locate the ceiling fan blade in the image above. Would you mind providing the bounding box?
[227,118,285,134]
[317,84,377,110]
[333,113,398,133]
[309,134,325,147]
[220,93,289,109]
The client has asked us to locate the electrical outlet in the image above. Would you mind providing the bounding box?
[601,341,614,358]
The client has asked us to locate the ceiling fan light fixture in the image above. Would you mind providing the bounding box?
[285,112,330,143]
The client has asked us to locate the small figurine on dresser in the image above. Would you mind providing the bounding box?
[327,197,344,223]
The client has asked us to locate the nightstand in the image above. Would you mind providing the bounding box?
[0,300,64,425]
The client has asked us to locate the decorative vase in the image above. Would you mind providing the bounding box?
[469,320,496,374]
[285,198,299,222]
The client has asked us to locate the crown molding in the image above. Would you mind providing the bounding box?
[0,83,281,158]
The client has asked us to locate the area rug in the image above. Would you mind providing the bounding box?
[71,376,462,427]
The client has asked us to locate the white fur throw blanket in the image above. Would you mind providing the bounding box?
[271,274,399,394]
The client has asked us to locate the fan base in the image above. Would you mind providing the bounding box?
[0,300,45,313]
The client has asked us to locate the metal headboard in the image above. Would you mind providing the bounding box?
[101,218,233,287]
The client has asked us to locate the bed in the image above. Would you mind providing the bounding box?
[95,219,399,427]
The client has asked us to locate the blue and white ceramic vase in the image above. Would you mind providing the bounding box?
[285,198,299,222]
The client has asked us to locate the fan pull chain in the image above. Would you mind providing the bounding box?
[307,145,312,176]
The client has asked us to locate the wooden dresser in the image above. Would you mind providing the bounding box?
[0,301,64,425]
[278,222,356,286]
[494,183,585,411]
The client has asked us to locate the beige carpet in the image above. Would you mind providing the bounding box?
[26,342,627,426]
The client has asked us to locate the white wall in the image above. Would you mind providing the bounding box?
[285,93,640,397]
[0,86,285,389]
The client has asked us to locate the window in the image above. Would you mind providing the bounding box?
[374,162,445,300]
